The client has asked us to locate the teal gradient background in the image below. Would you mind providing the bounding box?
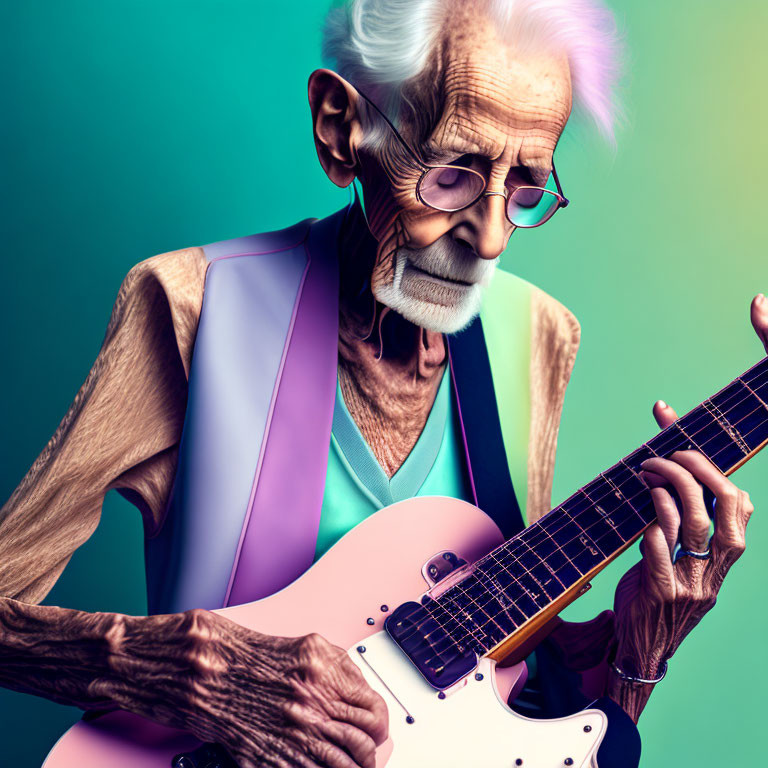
[1,0,766,765]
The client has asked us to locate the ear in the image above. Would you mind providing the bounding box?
[308,68,364,188]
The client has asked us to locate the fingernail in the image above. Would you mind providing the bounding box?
[656,400,667,410]
[758,293,766,304]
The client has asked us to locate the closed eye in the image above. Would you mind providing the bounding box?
[506,166,552,191]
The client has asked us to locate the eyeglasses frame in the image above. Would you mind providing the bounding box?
[355,88,570,229]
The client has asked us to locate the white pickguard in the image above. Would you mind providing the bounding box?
[350,632,607,768]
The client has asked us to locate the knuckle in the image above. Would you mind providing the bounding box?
[695,591,717,612]
[311,738,334,764]
[726,534,747,556]
[339,653,363,679]
[283,698,304,721]
[721,485,739,505]
[372,697,389,742]
[358,734,377,763]
[299,633,332,669]
[185,608,215,641]
[181,610,227,679]
[302,632,328,654]
[333,700,355,722]
[691,518,711,538]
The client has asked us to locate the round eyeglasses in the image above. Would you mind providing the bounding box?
[356,89,569,228]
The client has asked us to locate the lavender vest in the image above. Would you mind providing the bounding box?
[145,205,524,614]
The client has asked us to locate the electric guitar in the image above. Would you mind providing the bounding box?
[43,356,768,768]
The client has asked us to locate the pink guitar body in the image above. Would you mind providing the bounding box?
[43,497,608,768]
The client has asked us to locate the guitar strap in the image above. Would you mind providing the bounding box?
[145,208,345,614]
[146,202,525,614]
[448,319,527,540]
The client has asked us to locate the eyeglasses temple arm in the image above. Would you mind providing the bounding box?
[355,89,430,170]
[551,161,569,206]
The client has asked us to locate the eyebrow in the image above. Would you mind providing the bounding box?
[421,141,553,186]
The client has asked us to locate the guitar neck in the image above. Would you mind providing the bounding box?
[428,355,768,661]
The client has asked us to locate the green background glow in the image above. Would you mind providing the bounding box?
[1,0,766,764]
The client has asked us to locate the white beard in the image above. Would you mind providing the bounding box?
[372,235,499,334]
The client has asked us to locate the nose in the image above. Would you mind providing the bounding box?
[451,192,515,260]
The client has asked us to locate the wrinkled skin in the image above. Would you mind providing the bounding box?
[0,3,765,768]
[309,6,571,476]
[308,0,768,731]
[607,295,768,719]
[0,604,387,768]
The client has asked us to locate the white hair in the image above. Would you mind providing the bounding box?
[322,0,627,150]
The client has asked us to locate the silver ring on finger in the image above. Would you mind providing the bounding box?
[673,542,711,562]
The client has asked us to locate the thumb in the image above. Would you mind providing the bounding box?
[750,294,768,354]
[652,399,678,429]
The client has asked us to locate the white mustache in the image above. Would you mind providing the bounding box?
[398,236,499,286]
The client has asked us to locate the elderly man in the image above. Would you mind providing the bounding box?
[0,0,764,766]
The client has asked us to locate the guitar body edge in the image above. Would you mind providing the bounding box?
[42,496,608,768]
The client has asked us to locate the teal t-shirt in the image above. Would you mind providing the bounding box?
[313,363,541,702]
[314,367,473,560]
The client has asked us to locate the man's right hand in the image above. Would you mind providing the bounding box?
[0,599,388,768]
[108,610,390,768]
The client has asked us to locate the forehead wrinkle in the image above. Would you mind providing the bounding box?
[428,102,566,169]
[426,55,570,160]
[422,7,572,142]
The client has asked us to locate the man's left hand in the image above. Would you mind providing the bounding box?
[610,295,768,718]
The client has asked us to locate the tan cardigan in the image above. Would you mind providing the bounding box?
[0,245,580,606]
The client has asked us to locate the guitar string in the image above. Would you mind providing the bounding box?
[429,388,768,654]
[397,397,768,657]
[391,362,768,656]
[396,366,768,654]
[431,391,768,656]
[402,395,768,661]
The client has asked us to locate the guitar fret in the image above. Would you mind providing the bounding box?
[530,508,586,581]
[515,538,564,596]
[738,376,768,411]
[483,553,530,624]
[741,357,768,404]
[675,405,742,472]
[601,470,645,520]
[702,399,750,455]
[439,590,491,651]
[452,582,510,645]
[673,421,703,452]
[429,358,768,659]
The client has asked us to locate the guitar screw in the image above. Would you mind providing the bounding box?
[357,646,366,653]
[583,725,592,733]
[438,691,446,699]
[380,604,389,612]
[406,715,415,724]
[475,672,484,681]
[428,564,439,577]
[564,760,574,766]
[366,618,375,625]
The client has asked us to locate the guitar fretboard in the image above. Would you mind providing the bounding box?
[428,356,768,656]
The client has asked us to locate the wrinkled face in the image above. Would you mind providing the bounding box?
[358,8,572,333]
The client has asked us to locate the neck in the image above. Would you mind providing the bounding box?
[336,198,447,476]
[337,198,446,372]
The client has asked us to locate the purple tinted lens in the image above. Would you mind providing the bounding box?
[507,188,560,227]
[418,166,485,211]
